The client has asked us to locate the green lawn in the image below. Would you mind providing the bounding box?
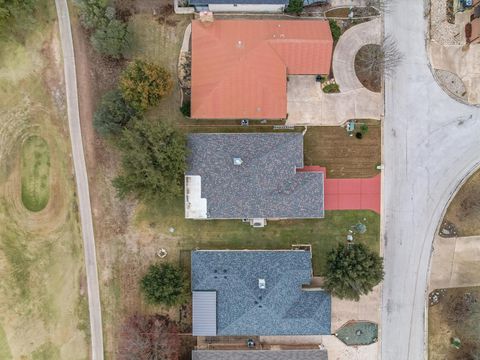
[21,136,50,212]
[138,198,380,275]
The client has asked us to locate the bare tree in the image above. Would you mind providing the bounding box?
[365,0,393,14]
[355,34,403,91]
[118,314,180,360]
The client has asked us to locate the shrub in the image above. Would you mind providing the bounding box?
[180,101,191,117]
[120,60,173,111]
[285,0,303,15]
[355,132,363,139]
[93,89,137,136]
[91,19,131,59]
[329,19,341,42]
[140,263,187,306]
[324,243,384,301]
[112,119,187,200]
[360,123,369,134]
[322,83,340,93]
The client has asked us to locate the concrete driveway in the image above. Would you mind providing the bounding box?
[382,0,480,359]
[286,75,382,125]
[429,235,480,291]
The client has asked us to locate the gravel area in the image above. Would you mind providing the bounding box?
[434,69,468,99]
[430,0,464,45]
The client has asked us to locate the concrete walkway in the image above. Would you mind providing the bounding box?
[55,1,104,359]
[429,235,480,291]
[333,18,381,92]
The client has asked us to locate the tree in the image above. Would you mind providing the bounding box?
[324,243,384,301]
[329,19,341,42]
[355,35,403,82]
[120,60,173,111]
[112,119,187,200]
[91,18,131,59]
[118,313,180,360]
[285,0,303,15]
[77,0,109,30]
[0,0,35,37]
[93,89,137,136]
[140,263,187,306]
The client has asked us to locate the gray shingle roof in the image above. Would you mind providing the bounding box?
[191,250,331,336]
[186,133,324,219]
[192,350,328,360]
[189,0,289,6]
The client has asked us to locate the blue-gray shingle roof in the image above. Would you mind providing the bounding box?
[191,250,331,336]
[192,350,328,360]
[186,133,324,219]
[189,0,289,6]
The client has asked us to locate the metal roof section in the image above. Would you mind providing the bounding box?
[189,0,289,5]
[185,133,325,220]
[185,175,208,219]
[191,250,331,336]
[193,291,217,336]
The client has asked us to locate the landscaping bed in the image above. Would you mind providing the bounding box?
[355,44,382,93]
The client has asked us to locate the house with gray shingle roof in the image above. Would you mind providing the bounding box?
[191,250,331,336]
[185,133,324,226]
[192,350,328,360]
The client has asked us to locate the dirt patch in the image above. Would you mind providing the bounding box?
[429,287,480,359]
[443,168,480,236]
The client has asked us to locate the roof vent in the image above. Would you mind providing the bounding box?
[236,40,244,49]
[233,157,243,166]
[259,279,266,289]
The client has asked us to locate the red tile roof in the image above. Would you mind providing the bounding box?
[191,20,333,119]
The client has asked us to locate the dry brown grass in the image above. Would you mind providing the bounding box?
[444,169,480,236]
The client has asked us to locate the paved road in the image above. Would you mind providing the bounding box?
[54,1,104,359]
[382,1,480,359]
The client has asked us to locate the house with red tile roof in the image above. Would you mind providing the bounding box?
[191,19,333,119]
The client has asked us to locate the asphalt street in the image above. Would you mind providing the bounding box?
[54,1,104,359]
[382,1,480,359]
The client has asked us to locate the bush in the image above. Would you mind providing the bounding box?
[140,263,187,306]
[112,119,187,200]
[322,83,340,93]
[355,132,363,139]
[93,89,137,136]
[324,243,384,301]
[329,19,342,42]
[91,19,131,59]
[77,0,108,30]
[285,0,303,15]
[120,60,173,111]
[360,123,369,134]
[180,101,191,117]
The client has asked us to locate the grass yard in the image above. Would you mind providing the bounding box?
[138,198,380,275]
[304,122,381,178]
[443,168,480,236]
[429,287,480,359]
[0,1,89,358]
[21,136,50,211]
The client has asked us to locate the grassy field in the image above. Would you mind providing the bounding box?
[443,169,480,236]
[21,136,51,211]
[0,1,89,358]
[429,287,480,359]
[138,198,380,275]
